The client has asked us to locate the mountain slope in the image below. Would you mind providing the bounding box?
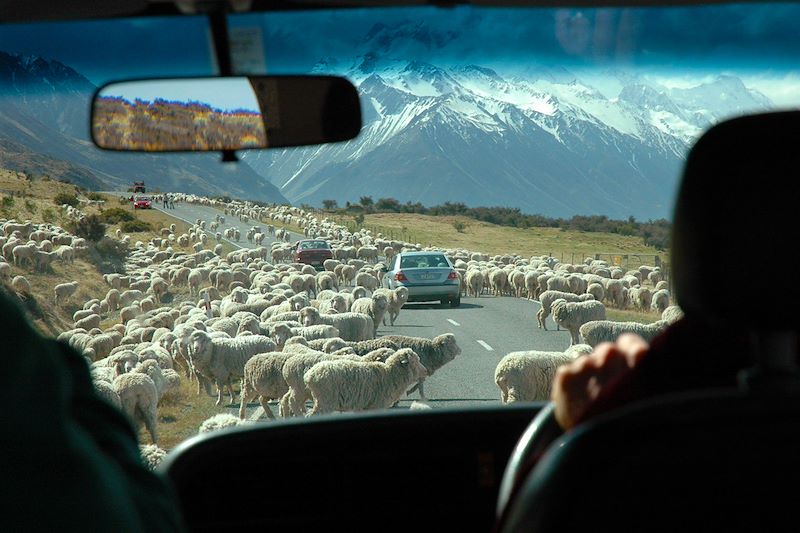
[0,51,289,203]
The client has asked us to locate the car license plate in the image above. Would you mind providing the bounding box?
[419,273,436,280]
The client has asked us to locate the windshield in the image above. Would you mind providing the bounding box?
[1,4,798,455]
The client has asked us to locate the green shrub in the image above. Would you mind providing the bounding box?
[86,192,104,201]
[120,219,153,233]
[24,199,37,213]
[452,220,467,233]
[99,207,135,224]
[86,237,129,274]
[54,193,79,208]
[67,214,107,242]
[41,207,57,224]
[2,196,14,208]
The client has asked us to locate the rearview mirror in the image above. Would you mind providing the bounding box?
[91,76,361,152]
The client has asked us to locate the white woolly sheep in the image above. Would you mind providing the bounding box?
[139,444,167,471]
[299,307,374,342]
[11,275,32,297]
[279,348,369,417]
[650,289,671,314]
[661,305,684,324]
[238,351,295,419]
[551,298,607,345]
[188,330,277,405]
[374,286,409,326]
[113,372,159,444]
[494,344,593,403]
[305,348,427,415]
[579,319,670,347]
[536,290,595,330]
[343,333,461,400]
[198,413,248,434]
[54,281,79,306]
[350,292,389,336]
[466,269,485,298]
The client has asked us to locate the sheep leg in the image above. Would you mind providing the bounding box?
[227,378,236,405]
[289,390,308,417]
[238,385,254,419]
[258,396,275,419]
[215,380,225,406]
[141,406,158,444]
[417,380,427,401]
[278,391,291,418]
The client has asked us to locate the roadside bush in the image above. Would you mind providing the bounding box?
[120,219,153,233]
[67,214,106,242]
[54,193,79,208]
[87,237,129,274]
[41,207,57,224]
[99,207,135,224]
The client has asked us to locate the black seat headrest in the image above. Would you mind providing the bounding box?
[672,110,800,330]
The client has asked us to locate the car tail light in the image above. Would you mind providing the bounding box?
[395,271,407,281]
[447,271,458,280]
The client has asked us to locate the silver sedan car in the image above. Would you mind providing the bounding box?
[382,251,461,307]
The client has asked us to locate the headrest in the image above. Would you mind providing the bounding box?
[672,110,800,329]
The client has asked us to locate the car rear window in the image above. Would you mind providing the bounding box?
[301,241,329,249]
[400,254,449,268]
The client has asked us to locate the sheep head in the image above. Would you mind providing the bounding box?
[434,333,461,362]
[391,348,427,380]
[300,307,320,327]
[271,323,292,347]
[372,293,389,314]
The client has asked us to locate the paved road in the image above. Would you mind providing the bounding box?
[144,199,573,412]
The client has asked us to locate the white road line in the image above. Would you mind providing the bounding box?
[447,319,460,326]
[477,340,494,351]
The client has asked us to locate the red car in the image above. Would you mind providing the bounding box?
[133,195,152,209]
[292,239,333,269]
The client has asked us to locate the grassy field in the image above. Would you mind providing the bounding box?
[323,212,668,271]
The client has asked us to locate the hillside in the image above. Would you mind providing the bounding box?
[0,169,225,449]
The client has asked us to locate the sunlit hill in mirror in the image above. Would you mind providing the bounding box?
[93,96,267,151]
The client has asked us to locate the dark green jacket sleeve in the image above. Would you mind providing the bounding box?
[0,292,186,532]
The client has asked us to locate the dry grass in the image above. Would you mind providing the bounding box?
[350,213,667,267]
[153,375,235,450]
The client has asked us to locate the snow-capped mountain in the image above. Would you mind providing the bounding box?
[242,22,774,220]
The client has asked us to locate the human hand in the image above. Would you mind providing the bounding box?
[551,334,649,430]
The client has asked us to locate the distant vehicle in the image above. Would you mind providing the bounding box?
[133,195,152,209]
[292,239,333,269]
[383,251,461,307]
[133,181,146,193]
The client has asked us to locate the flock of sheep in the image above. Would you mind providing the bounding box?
[1,191,681,471]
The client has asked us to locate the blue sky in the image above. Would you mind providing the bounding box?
[100,78,261,112]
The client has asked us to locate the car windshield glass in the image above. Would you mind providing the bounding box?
[1,3,798,455]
